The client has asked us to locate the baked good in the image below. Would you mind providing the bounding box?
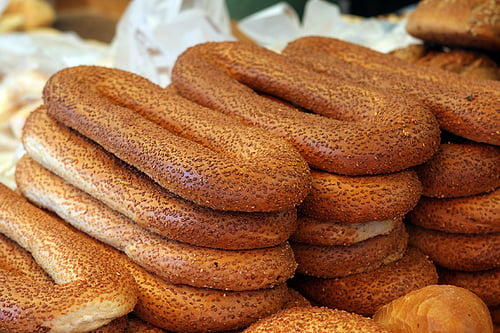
[373,284,494,333]
[406,0,500,52]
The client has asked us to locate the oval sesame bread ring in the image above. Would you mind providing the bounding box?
[299,169,422,223]
[407,190,500,234]
[291,221,408,278]
[16,155,297,291]
[438,266,500,307]
[0,233,131,333]
[243,307,390,333]
[0,183,137,332]
[290,215,400,246]
[291,246,438,316]
[22,106,297,250]
[0,205,293,333]
[415,142,500,198]
[408,224,500,271]
[42,65,311,213]
[171,41,440,175]
[283,36,500,145]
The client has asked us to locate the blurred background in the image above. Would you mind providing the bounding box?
[1,0,418,43]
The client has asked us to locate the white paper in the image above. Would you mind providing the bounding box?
[238,0,421,53]
[110,0,234,87]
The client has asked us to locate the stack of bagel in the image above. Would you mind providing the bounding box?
[407,139,500,326]
[8,64,314,332]
[170,39,446,317]
[1,30,499,331]
[402,0,500,328]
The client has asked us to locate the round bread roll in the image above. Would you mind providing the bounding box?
[407,189,500,234]
[243,307,390,333]
[408,224,500,271]
[373,285,494,333]
[298,169,422,223]
[291,222,408,278]
[438,266,500,307]
[291,246,438,316]
[414,142,500,198]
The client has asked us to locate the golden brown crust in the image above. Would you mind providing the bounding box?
[123,257,290,333]
[406,0,500,51]
[15,155,297,291]
[243,307,390,332]
[390,44,500,81]
[42,65,311,213]
[414,142,500,198]
[290,215,399,246]
[408,190,500,234]
[298,169,422,223]
[22,106,298,250]
[171,41,441,175]
[291,222,408,278]
[408,223,500,271]
[438,267,500,307]
[283,36,500,145]
[291,247,438,316]
[373,285,494,333]
[0,183,137,332]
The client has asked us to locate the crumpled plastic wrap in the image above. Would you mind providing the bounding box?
[238,0,420,52]
[110,0,235,87]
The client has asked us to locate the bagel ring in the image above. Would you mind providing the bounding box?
[414,142,500,198]
[0,183,137,332]
[283,36,500,145]
[291,221,408,278]
[290,215,400,246]
[171,41,440,175]
[22,106,298,250]
[407,189,500,234]
[408,224,500,271]
[299,168,422,223]
[16,155,297,291]
[42,65,311,213]
[291,246,438,316]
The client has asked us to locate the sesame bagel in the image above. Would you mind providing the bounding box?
[22,106,298,250]
[408,224,500,271]
[0,183,137,332]
[414,142,500,198]
[243,307,390,333]
[291,221,408,278]
[15,155,297,291]
[438,266,500,307]
[42,65,311,212]
[290,215,399,246]
[291,246,438,316]
[0,204,293,333]
[171,41,440,175]
[407,189,500,234]
[283,36,500,145]
[298,169,422,223]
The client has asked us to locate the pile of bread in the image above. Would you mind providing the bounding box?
[0,0,498,332]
